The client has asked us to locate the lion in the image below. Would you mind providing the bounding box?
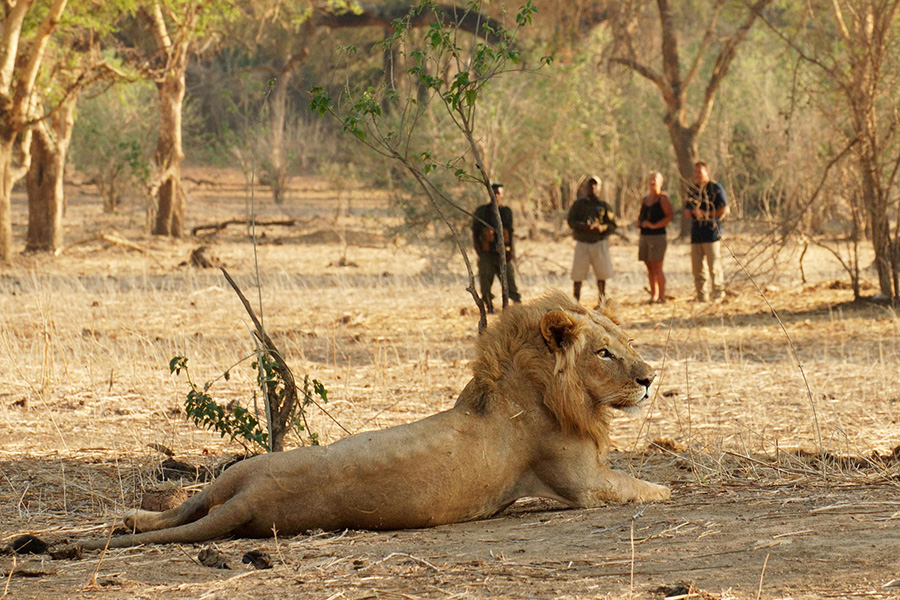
[79,291,669,550]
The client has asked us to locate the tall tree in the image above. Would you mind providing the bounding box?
[774,0,900,298]
[137,0,237,237]
[607,0,774,221]
[312,1,537,326]
[24,7,127,253]
[25,96,75,253]
[223,0,314,204]
[209,1,501,206]
[0,0,70,261]
[143,0,194,237]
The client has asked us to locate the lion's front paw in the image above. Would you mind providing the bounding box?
[639,482,671,503]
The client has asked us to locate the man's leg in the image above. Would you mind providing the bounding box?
[571,242,590,303]
[588,239,613,305]
[505,261,522,303]
[708,241,725,301]
[690,243,707,301]
[477,254,495,313]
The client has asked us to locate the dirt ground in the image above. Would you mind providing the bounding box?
[1,169,899,599]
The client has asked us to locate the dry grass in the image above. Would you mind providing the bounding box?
[1,171,899,598]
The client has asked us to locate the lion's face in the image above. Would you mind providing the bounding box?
[574,311,655,414]
[473,292,657,443]
[538,302,656,438]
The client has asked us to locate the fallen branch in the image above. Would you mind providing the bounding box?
[192,218,297,236]
[58,232,150,255]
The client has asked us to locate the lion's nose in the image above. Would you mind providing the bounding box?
[636,373,655,388]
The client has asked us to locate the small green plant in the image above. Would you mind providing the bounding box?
[169,355,327,453]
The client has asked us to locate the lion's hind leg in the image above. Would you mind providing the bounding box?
[80,495,253,550]
[124,488,211,532]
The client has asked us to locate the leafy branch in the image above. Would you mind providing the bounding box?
[309,0,547,329]
[170,356,269,452]
[167,265,341,453]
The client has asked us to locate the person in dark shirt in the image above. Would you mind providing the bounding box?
[684,162,730,302]
[567,175,617,303]
[471,183,521,313]
[636,171,673,303]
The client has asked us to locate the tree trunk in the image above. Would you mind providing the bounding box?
[859,159,893,297]
[0,136,15,261]
[25,98,75,253]
[665,116,699,238]
[610,0,772,239]
[152,75,186,237]
[269,71,290,204]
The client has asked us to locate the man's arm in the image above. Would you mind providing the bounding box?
[567,201,590,231]
[713,183,730,219]
[603,203,617,233]
[502,207,515,258]
[472,207,488,251]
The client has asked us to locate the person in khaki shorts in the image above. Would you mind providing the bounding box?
[685,162,730,302]
[567,176,617,303]
[636,171,673,303]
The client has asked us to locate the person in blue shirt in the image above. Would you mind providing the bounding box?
[684,162,730,302]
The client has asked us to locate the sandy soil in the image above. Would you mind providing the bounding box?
[1,170,899,599]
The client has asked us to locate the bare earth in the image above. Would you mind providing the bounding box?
[1,169,899,599]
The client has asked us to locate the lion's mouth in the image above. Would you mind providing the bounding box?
[609,389,651,412]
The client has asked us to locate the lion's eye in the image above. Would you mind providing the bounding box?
[597,348,614,359]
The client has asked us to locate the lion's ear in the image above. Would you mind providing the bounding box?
[540,310,579,353]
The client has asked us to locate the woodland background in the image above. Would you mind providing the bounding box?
[3,3,900,598]
[2,0,900,302]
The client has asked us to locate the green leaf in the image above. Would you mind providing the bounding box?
[169,356,188,374]
[308,88,332,116]
[516,0,537,27]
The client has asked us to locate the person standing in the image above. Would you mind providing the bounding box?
[685,162,730,302]
[567,175,617,303]
[471,183,521,313]
[636,171,673,303]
